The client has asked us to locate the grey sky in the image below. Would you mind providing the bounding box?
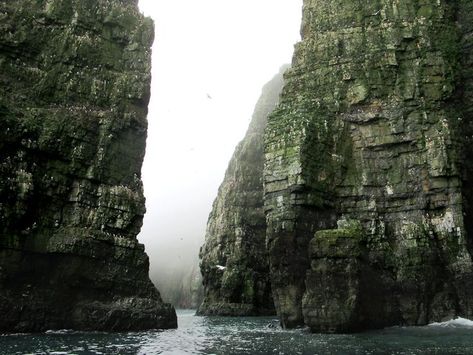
[137,0,302,286]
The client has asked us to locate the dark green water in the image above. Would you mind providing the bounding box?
[1,310,473,354]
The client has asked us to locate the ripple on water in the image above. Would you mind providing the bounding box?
[1,310,473,354]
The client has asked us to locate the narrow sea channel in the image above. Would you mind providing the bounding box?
[1,309,473,354]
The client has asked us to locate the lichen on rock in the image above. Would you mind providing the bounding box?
[0,0,176,332]
[302,220,385,333]
[200,0,473,333]
[264,0,473,332]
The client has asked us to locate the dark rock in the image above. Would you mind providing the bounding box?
[0,0,176,332]
[265,0,473,332]
[302,220,387,333]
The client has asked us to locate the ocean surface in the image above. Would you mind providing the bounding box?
[2,309,473,354]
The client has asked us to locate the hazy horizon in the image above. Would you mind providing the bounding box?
[137,0,302,301]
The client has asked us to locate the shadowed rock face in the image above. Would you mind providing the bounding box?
[198,66,288,316]
[0,0,176,332]
[264,0,473,331]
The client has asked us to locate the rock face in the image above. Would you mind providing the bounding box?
[264,0,473,331]
[0,0,176,332]
[198,67,287,316]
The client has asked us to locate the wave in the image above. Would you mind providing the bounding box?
[0,332,30,337]
[45,329,77,335]
[428,317,473,328]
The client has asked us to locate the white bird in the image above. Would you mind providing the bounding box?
[216,265,226,271]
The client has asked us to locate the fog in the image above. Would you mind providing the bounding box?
[137,0,302,304]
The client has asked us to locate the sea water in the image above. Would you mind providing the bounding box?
[1,309,473,354]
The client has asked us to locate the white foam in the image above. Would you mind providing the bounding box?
[0,333,29,337]
[428,317,473,328]
[45,329,76,335]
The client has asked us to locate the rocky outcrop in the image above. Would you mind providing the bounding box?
[302,219,386,332]
[198,67,287,316]
[0,0,176,332]
[264,0,473,331]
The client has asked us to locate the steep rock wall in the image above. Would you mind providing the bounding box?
[0,0,176,332]
[198,67,287,316]
[265,0,473,331]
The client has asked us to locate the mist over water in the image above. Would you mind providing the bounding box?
[137,0,302,303]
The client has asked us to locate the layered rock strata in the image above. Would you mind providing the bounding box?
[265,0,473,331]
[198,67,287,316]
[0,0,176,332]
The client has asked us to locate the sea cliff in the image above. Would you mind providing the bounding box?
[0,0,176,332]
[198,67,287,316]
[201,0,473,333]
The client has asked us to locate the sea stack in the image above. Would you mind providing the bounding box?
[265,0,473,332]
[0,0,176,332]
[201,0,473,332]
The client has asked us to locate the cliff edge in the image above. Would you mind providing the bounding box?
[198,67,287,316]
[200,0,473,333]
[0,0,176,332]
[265,0,473,331]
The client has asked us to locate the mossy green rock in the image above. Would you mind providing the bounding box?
[309,220,363,258]
[264,0,473,331]
[303,220,386,332]
[198,67,288,316]
[0,0,176,332]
